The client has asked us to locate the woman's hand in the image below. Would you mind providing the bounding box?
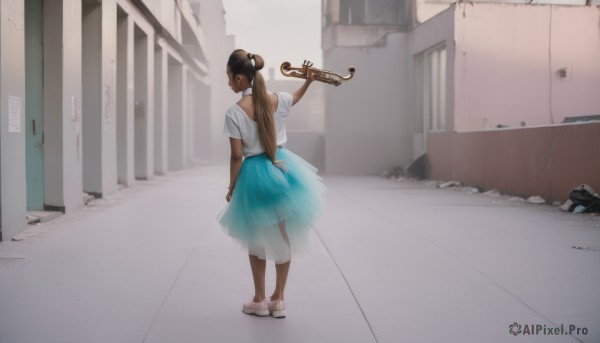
[306,69,316,83]
[292,71,315,105]
[226,187,234,202]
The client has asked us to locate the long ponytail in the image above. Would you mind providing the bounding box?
[228,49,278,164]
[249,54,278,164]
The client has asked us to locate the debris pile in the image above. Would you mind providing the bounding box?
[561,184,600,214]
[483,189,501,197]
[526,196,546,204]
[507,197,525,204]
[380,166,406,180]
[383,173,599,215]
[439,181,461,189]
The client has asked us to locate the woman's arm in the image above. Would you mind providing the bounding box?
[226,137,243,202]
[291,71,315,106]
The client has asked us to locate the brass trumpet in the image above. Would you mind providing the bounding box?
[280,60,355,87]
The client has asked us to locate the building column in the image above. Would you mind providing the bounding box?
[182,66,189,168]
[0,0,27,240]
[133,25,154,180]
[186,69,195,165]
[116,10,134,186]
[43,0,83,213]
[192,76,211,163]
[82,0,117,197]
[167,57,185,170]
[154,44,168,175]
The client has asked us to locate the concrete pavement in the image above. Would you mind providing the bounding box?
[0,165,598,343]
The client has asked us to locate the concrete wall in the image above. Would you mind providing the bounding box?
[116,11,135,186]
[142,0,178,41]
[427,122,600,203]
[82,3,103,195]
[324,32,413,175]
[167,58,184,170]
[453,3,600,131]
[43,0,83,213]
[99,1,118,194]
[0,0,27,240]
[133,24,155,179]
[82,0,118,197]
[0,0,211,240]
[154,45,168,174]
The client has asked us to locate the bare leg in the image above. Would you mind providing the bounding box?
[271,260,291,301]
[249,254,266,302]
[272,221,291,301]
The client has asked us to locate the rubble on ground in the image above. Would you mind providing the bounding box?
[526,196,546,204]
[483,189,501,197]
[463,187,480,194]
[508,197,525,204]
[425,181,439,188]
[439,181,461,189]
[565,184,600,214]
[560,200,574,211]
[386,177,599,214]
[381,166,406,180]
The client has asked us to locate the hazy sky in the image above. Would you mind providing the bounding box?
[222,0,322,79]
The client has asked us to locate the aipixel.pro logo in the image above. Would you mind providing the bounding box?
[509,322,522,336]
[509,322,589,337]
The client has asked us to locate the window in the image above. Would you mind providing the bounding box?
[416,45,447,132]
[339,0,406,26]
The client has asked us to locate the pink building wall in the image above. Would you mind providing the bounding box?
[419,4,600,202]
[428,122,600,203]
[453,4,600,131]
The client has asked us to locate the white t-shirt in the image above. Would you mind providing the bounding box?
[223,92,293,157]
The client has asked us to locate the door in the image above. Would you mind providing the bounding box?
[25,0,45,210]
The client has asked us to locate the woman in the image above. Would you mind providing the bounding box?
[218,49,324,318]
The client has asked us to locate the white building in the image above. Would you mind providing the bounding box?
[322,0,415,175]
[322,0,600,200]
[0,0,232,241]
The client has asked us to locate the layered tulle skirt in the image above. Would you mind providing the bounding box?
[217,148,325,263]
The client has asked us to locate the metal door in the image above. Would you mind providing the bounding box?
[25,0,45,210]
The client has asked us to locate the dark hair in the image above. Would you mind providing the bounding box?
[227,49,277,164]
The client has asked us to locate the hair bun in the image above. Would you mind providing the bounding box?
[245,51,263,71]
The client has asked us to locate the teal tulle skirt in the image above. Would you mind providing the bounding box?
[217,148,325,263]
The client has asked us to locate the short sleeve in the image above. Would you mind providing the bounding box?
[223,110,242,139]
[277,92,293,117]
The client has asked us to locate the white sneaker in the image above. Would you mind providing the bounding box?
[267,298,286,318]
[242,298,269,316]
